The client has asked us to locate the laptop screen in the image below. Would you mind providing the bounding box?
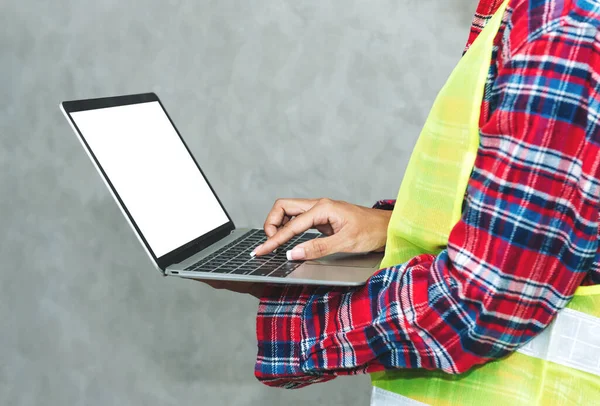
[69,100,230,258]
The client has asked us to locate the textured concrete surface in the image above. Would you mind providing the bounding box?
[1,0,475,404]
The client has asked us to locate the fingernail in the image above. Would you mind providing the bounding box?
[250,244,263,257]
[286,247,305,261]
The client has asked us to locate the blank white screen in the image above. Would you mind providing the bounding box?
[71,101,229,258]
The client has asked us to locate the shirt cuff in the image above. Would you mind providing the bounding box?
[372,199,396,210]
[255,284,335,388]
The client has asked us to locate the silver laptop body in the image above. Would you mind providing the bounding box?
[61,93,382,286]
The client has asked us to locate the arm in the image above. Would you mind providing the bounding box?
[255,33,600,388]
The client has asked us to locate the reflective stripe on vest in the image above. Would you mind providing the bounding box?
[371,0,600,403]
[516,307,600,378]
[371,306,600,405]
[371,387,428,406]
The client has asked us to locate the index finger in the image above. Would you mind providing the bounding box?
[263,198,317,237]
[255,208,318,256]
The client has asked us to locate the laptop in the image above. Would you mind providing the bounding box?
[60,93,383,286]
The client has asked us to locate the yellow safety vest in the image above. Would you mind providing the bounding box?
[371,0,600,404]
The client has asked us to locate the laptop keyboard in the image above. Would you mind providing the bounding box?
[183,229,320,278]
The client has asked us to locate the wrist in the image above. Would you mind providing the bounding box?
[371,208,393,251]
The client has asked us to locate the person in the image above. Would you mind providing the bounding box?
[197,0,600,403]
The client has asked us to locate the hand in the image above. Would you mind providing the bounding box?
[252,198,392,260]
[193,279,265,299]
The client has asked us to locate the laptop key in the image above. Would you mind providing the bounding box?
[231,268,253,275]
[268,269,291,278]
[250,267,275,276]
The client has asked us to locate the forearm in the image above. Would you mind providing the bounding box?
[256,230,592,388]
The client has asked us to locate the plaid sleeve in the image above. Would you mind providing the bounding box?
[372,199,396,211]
[255,16,600,388]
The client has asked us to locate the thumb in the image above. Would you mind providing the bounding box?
[286,235,342,261]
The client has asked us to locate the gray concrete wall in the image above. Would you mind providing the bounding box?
[1,0,475,404]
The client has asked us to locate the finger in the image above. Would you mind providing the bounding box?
[255,207,323,256]
[263,199,317,238]
[287,234,345,260]
[315,223,334,236]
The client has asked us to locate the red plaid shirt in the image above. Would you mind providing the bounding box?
[255,0,600,388]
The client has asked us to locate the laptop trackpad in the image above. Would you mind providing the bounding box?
[306,251,383,268]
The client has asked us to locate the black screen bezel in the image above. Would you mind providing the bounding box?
[62,92,235,271]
